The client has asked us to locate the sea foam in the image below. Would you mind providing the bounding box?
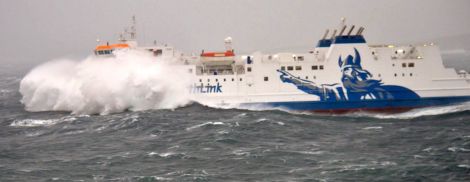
[19,50,194,115]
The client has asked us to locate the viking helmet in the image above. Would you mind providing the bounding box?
[338,48,362,72]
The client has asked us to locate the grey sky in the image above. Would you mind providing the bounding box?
[1,0,470,66]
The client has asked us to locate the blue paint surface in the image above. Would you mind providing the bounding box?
[333,35,366,44]
[278,48,420,102]
[243,96,470,111]
[316,39,332,47]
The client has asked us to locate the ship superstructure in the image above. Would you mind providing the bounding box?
[188,21,470,112]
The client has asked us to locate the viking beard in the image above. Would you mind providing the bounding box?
[342,76,382,93]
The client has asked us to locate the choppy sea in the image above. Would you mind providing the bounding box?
[1,62,470,182]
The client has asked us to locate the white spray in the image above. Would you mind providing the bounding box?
[19,50,194,115]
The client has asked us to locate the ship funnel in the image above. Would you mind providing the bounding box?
[338,25,347,36]
[347,25,355,36]
[330,29,337,39]
[356,27,365,36]
[322,29,330,40]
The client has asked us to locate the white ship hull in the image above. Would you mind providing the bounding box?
[186,34,470,112]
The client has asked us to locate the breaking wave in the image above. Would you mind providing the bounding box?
[20,50,194,115]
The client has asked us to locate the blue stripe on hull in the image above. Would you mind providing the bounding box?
[242,96,470,112]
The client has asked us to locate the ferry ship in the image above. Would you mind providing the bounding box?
[94,17,470,113]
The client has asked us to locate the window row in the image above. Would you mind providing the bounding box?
[394,73,414,77]
[199,78,243,82]
[280,65,324,71]
[402,62,415,68]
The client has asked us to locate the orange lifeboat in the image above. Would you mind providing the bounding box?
[200,50,235,65]
[201,50,235,57]
[94,43,130,56]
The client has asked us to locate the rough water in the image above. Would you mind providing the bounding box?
[1,61,470,181]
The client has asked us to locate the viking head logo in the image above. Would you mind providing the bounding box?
[338,48,372,80]
[278,47,420,102]
[338,48,380,92]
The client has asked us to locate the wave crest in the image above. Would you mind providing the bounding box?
[20,50,194,115]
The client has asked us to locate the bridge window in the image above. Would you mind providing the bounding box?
[297,56,304,61]
[295,66,302,70]
[199,79,202,82]
[264,77,269,81]
[287,66,294,71]
[402,63,406,67]
[207,79,210,82]
[408,63,415,67]
[410,73,413,76]
[281,66,286,71]
[232,78,234,81]
[240,78,243,81]
[216,79,218,82]
[319,65,324,70]
[247,67,252,72]
[305,76,308,79]
[312,65,318,70]
[223,78,226,82]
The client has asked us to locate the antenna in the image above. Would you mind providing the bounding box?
[130,15,136,40]
[339,17,346,30]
